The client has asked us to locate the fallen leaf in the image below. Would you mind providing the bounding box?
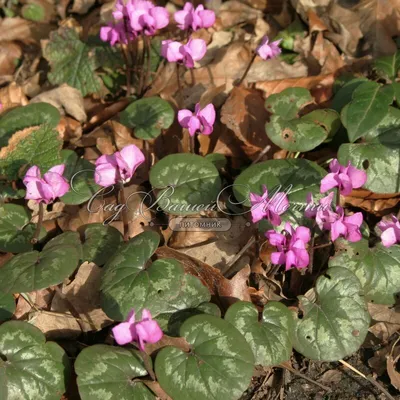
[318,370,343,385]
[0,83,28,111]
[0,42,22,75]
[0,17,54,43]
[387,351,400,390]
[344,190,400,216]
[368,303,400,342]
[218,0,262,28]
[71,0,96,14]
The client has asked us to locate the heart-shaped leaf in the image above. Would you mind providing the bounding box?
[82,223,122,266]
[264,88,313,120]
[120,97,174,140]
[233,159,326,227]
[0,320,69,399]
[101,231,210,320]
[0,292,15,321]
[374,50,400,81]
[60,149,100,205]
[225,301,293,367]
[0,231,81,293]
[331,78,369,112]
[363,106,400,141]
[149,154,221,216]
[293,267,370,361]
[75,344,154,400]
[155,314,254,400]
[329,239,400,305]
[341,81,394,142]
[0,204,37,253]
[0,103,60,147]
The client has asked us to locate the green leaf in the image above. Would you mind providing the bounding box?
[120,97,174,140]
[0,103,60,148]
[21,3,45,21]
[0,204,37,253]
[0,292,15,321]
[155,314,255,400]
[82,223,122,266]
[329,239,400,305]
[43,28,102,96]
[225,301,293,367]
[274,18,306,51]
[149,154,221,216]
[0,232,81,293]
[0,182,25,200]
[60,149,100,205]
[204,153,227,170]
[341,81,394,142]
[293,267,370,361]
[75,344,154,400]
[0,125,62,180]
[302,109,341,140]
[0,320,69,400]
[374,50,400,81]
[265,88,313,120]
[101,231,210,320]
[393,82,400,107]
[331,78,369,113]
[233,159,327,227]
[363,106,400,141]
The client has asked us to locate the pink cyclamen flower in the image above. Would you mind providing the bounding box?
[305,192,338,231]
[161,38,207,68]
[266,222,311,270]
[256,36,282,60]
[112,309,163,350]
[100,22,131,46]
[320,159,367,196]
[377,215,400,247]
[329,207,363,242]
[178,103,215,137]
[95,144,145,187]
[249,185,289,226]
[174,2,215,31]
[23,164,70,204]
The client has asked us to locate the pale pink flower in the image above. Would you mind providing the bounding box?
[256,36,282,60]
[112,309,163,350]
[161,38,207,68]
[329,207,363,242]
[178,103,215,136]
[377,214,400,248]
[23,165,69,204]
[174,2,215,31]
[100,21,132,46]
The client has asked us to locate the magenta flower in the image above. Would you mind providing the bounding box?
[112,309,163,350]
[95,144,145,187]
[320,159,367,196]
[249,185,289,226]
[100,21,132,46]
[161,38,207,68]
[174,2,215,31]
[329,207,363,242]
[266,222,311,270]
[305,191,338,231]
[178,103,215,137]
[23,165,70,204]
[256,36,282,60]
[377,215,400,247]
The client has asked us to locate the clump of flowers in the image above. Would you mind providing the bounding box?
[378,214,400,248]
[249,185,289,226]
[266,222,311,270]
[95,144,145,187]
[174,2,215,31]
[112,308,163,350]
[161,38,207,68]
[178,103,216,137]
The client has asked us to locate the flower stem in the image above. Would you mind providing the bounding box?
[189,135,196,154]
[176,63,183,106]
[121,46,132,97]
[142,35,152,96]
[118,182,129,242]
[312,242,332,250]
[31,202,44,244]
[141,351,156,380]
[336,189,341,208]
[236,52,256,86]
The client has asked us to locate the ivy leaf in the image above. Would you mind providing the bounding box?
[120,97,174,140]
[0,103,60,147]
[233,159,327,228]
[374,50,400,81]
[43,28,102,96]
[293,267,370,361]
[0,204,37,253]
[0,292,15,321]
[155,314,254,400]
[101,231,210,320]
[149,154,221,216]
[0,321,69,400]
[75,344,155,400]
[225,301,293,367]
[0,232,82,293]
[0,124,62,180]
[329,239,400,305]
[341,82,394,142]
[82,223,122,266]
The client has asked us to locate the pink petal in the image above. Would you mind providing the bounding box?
[292,246,309,269]
[295,226,311,243]
[43,172,69,198]
[198,104,216,126]
[271,251,286,265]
[187,116,201,136]
[329,158,340,173]
[268,211,282,227]
[177,109,193,128]
[344,212,363,228]
[269,192,289,215]
[141,309,152,320]
[94,163,118,187]
[112,321,135,345]
[320,173,339,193]
[135,320,163,349]
[23,165,41,185]
[185,38,207,62]
[337,172,352,195]
[347,164,367,189]
[331,220,347,242]
[198,9,215,28]
[25,181,45,202]
[151,7,169,30]
[174,9,192,30]
[285,250,297,270]
[48,164,65,176]
[161,40,183,62]
[381,227,398,247]
[118,144,145,179]
[266,231,286,247]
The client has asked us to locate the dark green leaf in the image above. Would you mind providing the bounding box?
[0,292,15,321]
[331,78,369,112]
[374,50,400,81]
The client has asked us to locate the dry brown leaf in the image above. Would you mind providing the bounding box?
[169,220,217,249]
[318,370,343,385]
[218,0,262,28]
[58,116,83,144]
[387,352,400,390]
[0,83,28,111]
[344,190,400,216]
[28,200,66,223]
[307,10,328,32]
[0,42,22,75]
[31,85,87,122]
[368,303,400,342]
[0,17,54,43]
[71,0,96,14]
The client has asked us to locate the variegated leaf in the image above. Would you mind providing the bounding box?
[0,321,69,399]
[329,239,400,305]
[155,314,254,400]
[75,344,154,400]
[225,301,293,366]
[0,291,15,321]
[293,267,370,361]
